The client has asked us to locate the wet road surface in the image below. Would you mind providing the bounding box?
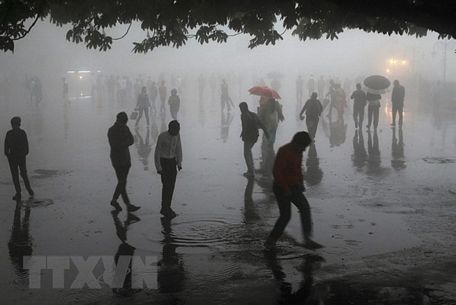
[0,87,456,305]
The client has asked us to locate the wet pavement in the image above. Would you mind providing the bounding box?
[1,86,456,305]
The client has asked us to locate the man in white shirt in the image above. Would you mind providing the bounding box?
[154,120,182,218]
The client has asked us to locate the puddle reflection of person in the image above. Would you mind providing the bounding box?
[158,217,185,294]
[352,129,367,169]
[367,129,381,173]
[243,177,261,223]
[111,210,140,296]
[8,200,32,277]
[135,127,152,171]
[305,144,323,186]
[264,250,327,304]
[391,127,406,170]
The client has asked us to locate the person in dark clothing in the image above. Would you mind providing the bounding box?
[239,102,268,178]
[4,116,34,200]
[149,81,158,115]
[154,120,182,218]
[350,83,367,129]
[265,131,323,250]
[159,80,167,114]
[366,92,381,129]
[135,86,151,126]
[299,92,323,139]
[168,88,180,120]
[391,80,405,126]
[221,79,234,112]
[108,112,140,212]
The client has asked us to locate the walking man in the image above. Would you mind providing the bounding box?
[108,112,140,212]
[239,102,268,178]
[168,88,181,120]
[299,92,323,139]
[155,120,182,218]
[135,86,151,126]
[350,83,367,129]
[366,92,381,130]
[159,80,167,114]
[391,80,405,126]
[4,116,34,200]
[265,131,323,250]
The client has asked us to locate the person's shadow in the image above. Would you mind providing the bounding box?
[352,129,367,169]
[391,127,406,170]
[135,128,152,171]
[111,210,141,296]
[264,250,327,304]
[158,217,185,294]
[305,143,323,186]
[8,200,33,277]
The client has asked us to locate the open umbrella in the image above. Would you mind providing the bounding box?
[248,86,281,99]
[363,75,391,94]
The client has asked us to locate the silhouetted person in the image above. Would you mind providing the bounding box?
[265,132,323,250]
[366,92,381,129]
[221,79,234,112]
[259,97,284,174]
[325,79,336,119]
[4,116,34,200]
[155,120,182,218]
[299,92,323,139]
[159,80,167,114]
[30,77,42,107]
[148,81,158,115]
[350,83,367,129]
[391,80,405,126]
[135,86,151,126]
[168,88,180,120]
[239,102,268,178]
[108,112,140,212]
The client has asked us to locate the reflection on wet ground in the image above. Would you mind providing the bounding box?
[0,91,455,305]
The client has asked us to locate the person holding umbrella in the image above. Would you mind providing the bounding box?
[363,75,391,130]
[366,92,381,130]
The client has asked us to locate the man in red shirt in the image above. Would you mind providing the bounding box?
[265,131,323,250]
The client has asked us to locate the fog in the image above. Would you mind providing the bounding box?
[1,20,456,305]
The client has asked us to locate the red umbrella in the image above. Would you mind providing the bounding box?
[248,86,281,99]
